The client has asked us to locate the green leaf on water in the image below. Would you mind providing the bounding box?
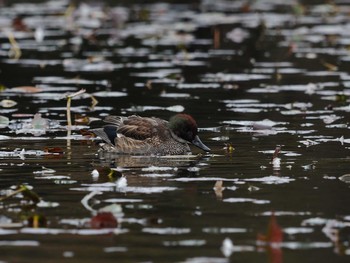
[336,94,347,103]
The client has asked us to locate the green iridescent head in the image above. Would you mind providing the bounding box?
[169,114,210,152]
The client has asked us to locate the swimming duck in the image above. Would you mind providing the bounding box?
[91,114,210,155]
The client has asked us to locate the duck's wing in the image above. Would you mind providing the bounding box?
[106,115,167,140]
[113,133,152,154]
[91,125,153,153]
[90,125,117,146]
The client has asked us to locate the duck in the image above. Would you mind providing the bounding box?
[90,113,210,155]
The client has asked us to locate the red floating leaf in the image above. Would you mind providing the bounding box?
[257,212,283,243]
[257,213,283,263]
[90,212,118,229]
[44,147,64,155]
[12,16,28,31]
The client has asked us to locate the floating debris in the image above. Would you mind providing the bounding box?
[221,237,234,257]
[90,212,118,229]
[213,180,224,199]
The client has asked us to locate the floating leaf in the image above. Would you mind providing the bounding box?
[248,185,260,192]
[226,28,249,43]
[256,212,283,263]
[224,197,270,204]
[116,176,127,188]
[0,99,17,108]
[31,113,48,130]
[34,27,45,43]
[165,105,185,112]
[91,169,99,179]
[336,94,347,103]
[257,212,283,243]
[0,116,10,128]
[146,80,153,90]
[165,72,183,81]
[221,237,234,257]
[214,180,224,189]
[224,143,235,155]
[321,60,338,71]
[90,212,118,229]
[33,166,56,175]
[213,180,224,199]
[11,113,33,118]
[12,16,28,31]
[44,147,64,155]
[12,86,42,93]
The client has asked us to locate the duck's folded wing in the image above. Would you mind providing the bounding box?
[90,124,152,152]
[114,134,152,154]
[116,116,164,140]
[90,126,116,146]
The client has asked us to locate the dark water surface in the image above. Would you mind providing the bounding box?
[0,0,350,262]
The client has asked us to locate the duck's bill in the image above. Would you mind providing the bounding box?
[192,135,211,152]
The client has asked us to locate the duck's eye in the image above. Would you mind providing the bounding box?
[187,131,193,141]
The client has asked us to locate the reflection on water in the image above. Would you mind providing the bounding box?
[1,0,350,262]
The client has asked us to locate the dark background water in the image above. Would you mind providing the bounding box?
[0,0,350,262]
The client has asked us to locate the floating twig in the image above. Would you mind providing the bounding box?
[81,191,101,213]
[90,95,98,110]
[0,185,40,204]
[0,186,24,202]
[6,31,22,60]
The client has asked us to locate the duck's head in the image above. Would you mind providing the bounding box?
[169,114,210,152]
